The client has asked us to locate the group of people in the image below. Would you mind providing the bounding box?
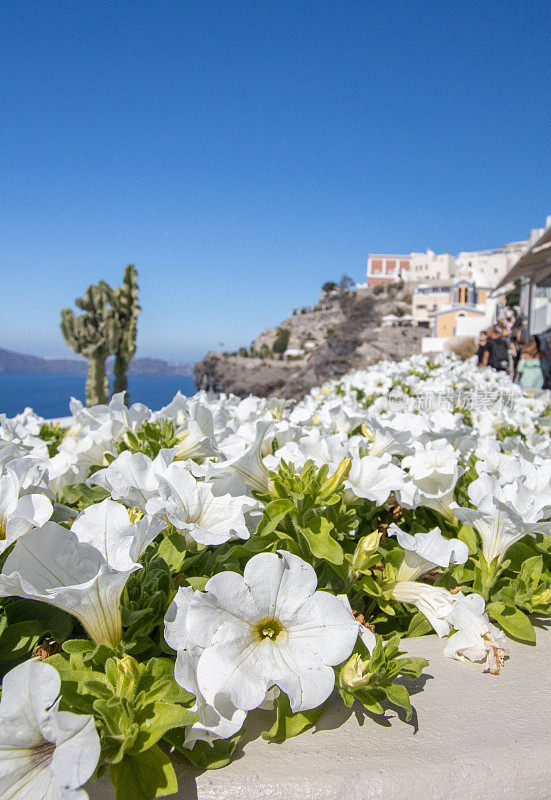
[477,320,551,389]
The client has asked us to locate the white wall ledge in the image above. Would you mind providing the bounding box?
[88,628,551,800]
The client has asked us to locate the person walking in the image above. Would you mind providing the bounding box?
[476,330,488,365]
[479,325,510,373]
[510,326,526,374]
[515,335,551,389]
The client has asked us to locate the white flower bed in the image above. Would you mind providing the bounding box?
[0,352,550,800]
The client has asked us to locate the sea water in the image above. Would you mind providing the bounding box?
[0,373,197,418]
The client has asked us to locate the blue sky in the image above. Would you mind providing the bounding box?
[1,0,550,362]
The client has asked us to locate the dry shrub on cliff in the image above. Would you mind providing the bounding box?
[446,336,477,360]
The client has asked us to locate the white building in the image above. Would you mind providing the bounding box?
[410,250,455,283]
[455,241,529,287]
[365,219,547,291]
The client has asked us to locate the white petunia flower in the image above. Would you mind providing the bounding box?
[443,593,508,673]
[391,581,457,638]
[345,454,405,506]
[199,420,274,496]
[398,438,463,520]
[164,587,247,748]
[71,499,167,570]
[266,429,349,475]
[172,551,360,713]
[146,463,253,546]
[362,415,417,458]
[474,439,522,484]
[0,522,139,648]
[0,460,53,553]
[452,474,548,565]
[87,448,176,509]
[0,659,100,800]
[388,523,469,581]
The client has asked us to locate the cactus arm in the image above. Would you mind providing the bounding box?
[60,285,116,406]
[112,265,141,400]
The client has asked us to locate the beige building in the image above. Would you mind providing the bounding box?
[412,282,454,321]
[415,274,494,339]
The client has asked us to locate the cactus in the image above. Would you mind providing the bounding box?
[60,282,117,407]
[111,265,141,400]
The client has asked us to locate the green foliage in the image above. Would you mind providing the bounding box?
[38,421,68,456]
[495,423,522,442]
[118,420,178,459]
[59,482,111,511]
[337,634,428,719]
[49,650,197,800]
[505,279,520,308]
[0,598,74,676]
[272,327,291,354]
[261,692,323,743]
[121,559,175,656]
[166,728,243,770]
[254,458,357,573]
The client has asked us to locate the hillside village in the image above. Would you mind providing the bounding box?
[194,215,551,398]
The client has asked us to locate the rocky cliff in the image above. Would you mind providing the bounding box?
[194,284,424,399]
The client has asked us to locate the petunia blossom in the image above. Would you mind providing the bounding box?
[0,659,100,799]
[388,523,469,582]
[0,522,139,648]
[146,463,253,546]
[170,551,360,713]
[0,460,53,553]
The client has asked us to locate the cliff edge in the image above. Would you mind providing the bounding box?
[194,284,424,399]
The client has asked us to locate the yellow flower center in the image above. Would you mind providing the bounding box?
[0,515,6,541]
[254,617,285,642]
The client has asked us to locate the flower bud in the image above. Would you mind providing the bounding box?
[352,530,383,571]
[340,653,372,690]
[319,457,351,500]
[112,655,142,701]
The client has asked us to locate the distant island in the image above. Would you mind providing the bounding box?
[0,347,194,377]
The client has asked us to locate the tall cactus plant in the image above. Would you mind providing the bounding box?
[60,266,141,407]
[111,265,141,400]
[60,282,117,406]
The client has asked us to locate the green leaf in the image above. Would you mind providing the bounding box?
[457,524,479,555]
[59,482,110,509]
[157,532,187,573]
[167,730,242,770]
[110,745,177,800]
[256,499,294,536]
[0,620,44,661]
[62,639,96,654]
[405,611,433,638]
[133,702,198,752]
[299,517,344,565]
[518,555,543,587]
[261,692,323,743]
[354,687,385,715]
[384,683,412,720]
[486,602,536,644]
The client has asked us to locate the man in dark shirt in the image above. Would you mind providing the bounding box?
[476,330,488,365]
[480,325,510,372]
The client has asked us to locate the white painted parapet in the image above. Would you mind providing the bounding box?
[88,630,551,800]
